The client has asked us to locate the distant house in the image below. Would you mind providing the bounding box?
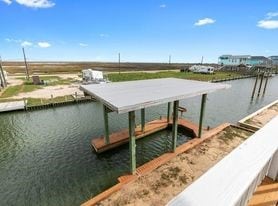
[269,56,278,65]
[218,55,272,67]
[249,56,271,66]
[218,55,251,66]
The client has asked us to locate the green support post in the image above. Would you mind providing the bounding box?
[141,108,145,132]
[103,105,110,144]
[129,111,136,174]
[172,100,179,152]
[198,94,207,138]
[167,102,171,122]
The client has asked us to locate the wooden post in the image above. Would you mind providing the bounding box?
[51,94,54,106]
[23,98,27,110]
[257,73,264,97]
[22,47,30,81]
[103,105,110,144]
[263,72,269,95]
[251,72,259,98]
[172,100,179,152]
[129,111,136,174]
[0,56,7,87]
[198,94,207,138]
[167,102,171,122]
[141,108,145,132]
[75,92,78,102]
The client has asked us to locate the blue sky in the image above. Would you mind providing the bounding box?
[0,0,278,63]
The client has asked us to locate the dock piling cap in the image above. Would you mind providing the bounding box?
[80,78,230,114]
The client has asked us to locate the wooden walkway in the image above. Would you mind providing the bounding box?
[91,118,199,153]
[0,101,25,112]
[248,177,278,206]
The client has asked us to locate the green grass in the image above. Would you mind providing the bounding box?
[21,76,76,86]
[0,96,75,106]
[0,85,22,98]
[107,71,242,82]
[0,76,75,99]
[26,96,75,106]
[0,84,42,98]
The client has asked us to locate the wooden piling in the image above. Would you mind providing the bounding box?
[257,73,264,97]
[263,72,269,95]
[251,73,259,98]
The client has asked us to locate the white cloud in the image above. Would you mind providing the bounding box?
[266,12,278,19]
[79,43,88,47]
[38,42,51,48]
[1,0,12,5]
[5,38,21,43]
[257,20,278,29]
[21,41,33,47]
[99,33,109,38]
[2,0,55,8]
[160,4,166,8]
[195,18,215,26]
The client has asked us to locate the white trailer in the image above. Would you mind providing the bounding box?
[82,69,108,84]
[189,65,215,74]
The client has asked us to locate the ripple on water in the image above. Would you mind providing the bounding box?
[0,77,277,206]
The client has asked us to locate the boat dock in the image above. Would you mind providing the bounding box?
[81,78,230,174]
[0,101,25,112]
[92,118,199,153]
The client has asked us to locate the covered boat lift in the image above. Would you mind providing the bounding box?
[80,78,230,174]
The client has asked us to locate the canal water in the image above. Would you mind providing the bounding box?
[0,76,277,206]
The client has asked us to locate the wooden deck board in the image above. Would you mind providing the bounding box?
[248,177,278,206]
[91,118,199,153]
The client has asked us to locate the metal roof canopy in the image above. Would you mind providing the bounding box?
[81,78,231,174]
[80,78,230,114]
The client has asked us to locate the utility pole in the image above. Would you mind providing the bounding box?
[118,52,121,74]
[0,56,7,88]
[22,47,30,81]
[169,55,171,65]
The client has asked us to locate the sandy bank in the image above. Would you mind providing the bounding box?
[245,103,278,128]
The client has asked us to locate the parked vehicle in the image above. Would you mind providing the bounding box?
[189,65,215,74]
[82,69,109,84]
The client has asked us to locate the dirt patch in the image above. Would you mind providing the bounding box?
[245,103,278,128]
[98,126,252,206]
[10,84,82,99]
[5,74,83,99]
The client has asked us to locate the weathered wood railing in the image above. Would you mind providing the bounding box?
[167,116,278,206]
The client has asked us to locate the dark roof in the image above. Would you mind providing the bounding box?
[251,56,269,60]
